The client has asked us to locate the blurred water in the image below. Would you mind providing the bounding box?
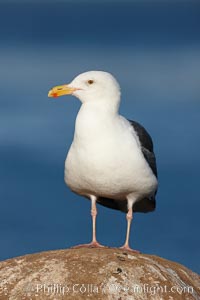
[0,2,200,273]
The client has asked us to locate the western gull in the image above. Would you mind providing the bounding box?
[48,71,158,251]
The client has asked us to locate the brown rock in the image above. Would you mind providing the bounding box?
[0,248,199,299]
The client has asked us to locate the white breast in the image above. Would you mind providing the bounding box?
[65,103,157,200]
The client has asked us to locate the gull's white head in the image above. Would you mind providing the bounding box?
[48,71,121,107]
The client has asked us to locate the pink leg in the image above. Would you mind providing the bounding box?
[120,207,140,253]
[72,196,105,249]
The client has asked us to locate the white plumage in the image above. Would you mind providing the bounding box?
[65,105,157,202]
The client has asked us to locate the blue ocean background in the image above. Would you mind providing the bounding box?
[0,1,200,273]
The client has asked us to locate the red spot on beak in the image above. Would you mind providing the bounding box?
[52,93,58,98]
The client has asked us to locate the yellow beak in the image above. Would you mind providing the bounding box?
[48,84,76,98]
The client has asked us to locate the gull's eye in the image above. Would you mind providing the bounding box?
[87,80,94,85]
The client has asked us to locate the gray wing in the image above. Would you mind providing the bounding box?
[129,120,158,178]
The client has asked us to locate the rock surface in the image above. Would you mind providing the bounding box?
[0,248,199,300]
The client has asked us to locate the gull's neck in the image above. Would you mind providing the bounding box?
[81,94,120,114]
[73,99,120,143]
